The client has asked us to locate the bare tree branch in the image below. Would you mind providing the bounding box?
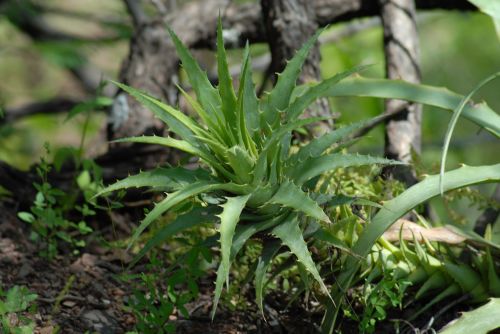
[379,0,422,186]
[170,0,475,49]
[261,0,332,135]
[123,0,148,27]
[1,98,81,124]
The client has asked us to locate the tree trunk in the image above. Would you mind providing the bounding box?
[379,0,422,185]
[260,0,332,135]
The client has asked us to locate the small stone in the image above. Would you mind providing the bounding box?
[81,309,119,334]
[111,288,125,297]
[62,300,77,308]
[17,262,33,278]
[39,326,55,334]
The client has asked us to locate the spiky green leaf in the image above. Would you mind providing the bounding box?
[128,181,234,248]
[269,180,330,223]
[261,28,324,127]
[289,153,404,185]
[167,26,222,123]
[272,214,331,298]
[216,17,238,138]
[95,167,211,197]
[131,206,218,266]
[286,64,371,121]
[112,81,205,146]
[238,43,260,141]
[288,118,376,165]
[113,135,201,156]
[218,194,251,288]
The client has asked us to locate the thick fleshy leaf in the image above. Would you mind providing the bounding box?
[95,167,211,197]
[272,214,330,297]
[439,298,500,334]
[289,153,404,185]
[322,163,500,333]
[285,64,371,122]
[255,239,281,317]
[261,28,324,127]
[130,206,218,266]
[325,77,500,137]
[167,26,222,123]
[269,180,330,223]
[218,194,251,288]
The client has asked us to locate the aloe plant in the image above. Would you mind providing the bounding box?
[97,20,402,316]
[98,21,500,322]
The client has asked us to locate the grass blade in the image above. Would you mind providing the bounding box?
[440,72,500,194]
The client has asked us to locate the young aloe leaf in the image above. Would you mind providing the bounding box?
[321,163,500,334]
[289,153,404,185]
[177,84,226,141]
[443,261,487,301]
[269,180,330,223]
[261,28,324,127]
[439,298,500,334]
[226,145,255,184]
[238,42,260,142]
[440,72,500,194]
[216,17,238,138]
[128,181,229,248]
[415,271,448,299]
[324,77,500,137]
[95,167,211,197]
[255,239,281,317]
[112,135,201,156]
[218,194,251,288]
[272,214,331,298]
[166,26,222,124]
[130,206,218,266]
[285,64,371,122]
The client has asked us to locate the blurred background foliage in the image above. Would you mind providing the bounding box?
[0,1,498,229]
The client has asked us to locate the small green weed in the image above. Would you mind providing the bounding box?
[17,144,99,259]
[0,285,38,334]
[126,245,210,334]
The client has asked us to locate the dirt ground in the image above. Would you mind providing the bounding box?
[0,201,485,334]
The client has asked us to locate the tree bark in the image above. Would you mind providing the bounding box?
[260,0,332,135]
[379,0,422,185]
